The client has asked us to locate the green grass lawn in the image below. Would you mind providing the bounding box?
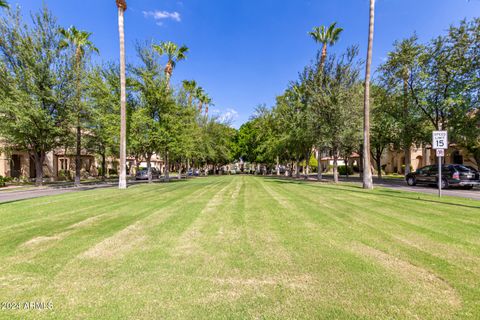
[1,176,479,319]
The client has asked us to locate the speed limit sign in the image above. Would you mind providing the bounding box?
[432,131,448,150]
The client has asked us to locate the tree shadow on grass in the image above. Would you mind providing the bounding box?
[262,177,480,210]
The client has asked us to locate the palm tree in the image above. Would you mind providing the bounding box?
[59,26,98,188]
[201,93,213,115]
[153,41,188,88]
[182,80,197,106]
[116,0,127,189]
[0,1,9,8]
[195,86,205,112]
[362,0,375,190]
[309,22,343,70]
[309,23,342,181]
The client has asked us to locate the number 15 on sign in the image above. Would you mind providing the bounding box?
[432,131,448,150]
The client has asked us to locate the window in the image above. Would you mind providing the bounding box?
[60,159,69,170]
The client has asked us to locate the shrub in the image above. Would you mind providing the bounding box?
[401,164,414,173]
[58,170,71,181]
[0,175,5,187]
[338,165,354,176]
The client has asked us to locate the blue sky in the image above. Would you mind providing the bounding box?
[6,0,480,128]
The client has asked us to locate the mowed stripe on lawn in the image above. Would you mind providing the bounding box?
[0,176,479,319]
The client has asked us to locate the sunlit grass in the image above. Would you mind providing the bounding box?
[0,176,478,319]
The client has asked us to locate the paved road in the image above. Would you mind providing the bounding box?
[307,174,480,201]
[0,183,116,204]
[1,175,479,203]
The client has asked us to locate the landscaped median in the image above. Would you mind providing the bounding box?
[0,176,479,319]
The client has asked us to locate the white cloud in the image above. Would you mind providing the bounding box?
[143,10,181,26]
[219,108,239,123]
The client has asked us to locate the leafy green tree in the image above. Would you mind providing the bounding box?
[59,26,98,187]
[86,64,123,180]
[308,47,363,183]
[0,1,8,9]
[130,43,171,183]
[0,7,71,186]
[370,86,400,178]
[379,35,425,174]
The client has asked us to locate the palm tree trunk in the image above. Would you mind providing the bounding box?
[362,0,375,190]
[320,43,327,70]
[118,5,127,189]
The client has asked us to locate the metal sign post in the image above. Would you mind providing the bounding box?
[432,131,448,198]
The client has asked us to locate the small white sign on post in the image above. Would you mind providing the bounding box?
[432,131,448,150]
[432,130,448,198]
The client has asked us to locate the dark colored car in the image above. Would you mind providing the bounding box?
[406,164,480,189]
[187,169,199,176]
[135,168,160,180]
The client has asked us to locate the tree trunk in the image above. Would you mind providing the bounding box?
[135,156,140,173]
[101,151,106,181]
[345,157,350,179]
[187,158,190,179]
[75,124,81,187]
[146,153,152,183]
[305,151,310,179]
[276,156,280,175]
[33,150,45,187]
[295,158,300,178]
[178,162,182,180]
[317,149,322,181]
[333,148,339,183]
[362,0,375,190]
[118,6,127,190]
[320,43,327,70]
[376,149,382,179]
[404,147,411,175]
[165,152,170,181]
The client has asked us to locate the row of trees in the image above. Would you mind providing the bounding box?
[0,6,236,186]
[236,17,479,183]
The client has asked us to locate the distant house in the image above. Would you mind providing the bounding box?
[382,144,477,174]
[0,142,98,181]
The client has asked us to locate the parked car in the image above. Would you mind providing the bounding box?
[187,169,200,176]
[135,168,160,180]
[406,164,480,189]
[465,165,479,174]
